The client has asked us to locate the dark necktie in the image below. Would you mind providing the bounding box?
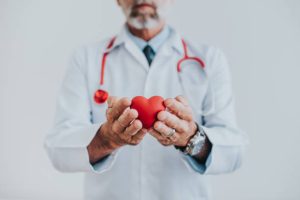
[143,45,155,66]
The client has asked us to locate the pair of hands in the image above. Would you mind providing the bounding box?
[100,95,197,149]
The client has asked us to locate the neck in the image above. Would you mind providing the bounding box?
[127,22,165,41]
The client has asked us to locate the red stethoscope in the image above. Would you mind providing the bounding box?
[94,37,206,104]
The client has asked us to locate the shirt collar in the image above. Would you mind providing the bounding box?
[125,25,171,52]
[105,24,184,55]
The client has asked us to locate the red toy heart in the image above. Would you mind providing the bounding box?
[131,96,165,129]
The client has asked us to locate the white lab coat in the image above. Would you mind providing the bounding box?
[44,26,248,200]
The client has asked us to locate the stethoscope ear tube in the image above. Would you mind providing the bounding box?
[176,39,215,116]
[94,37,117,104]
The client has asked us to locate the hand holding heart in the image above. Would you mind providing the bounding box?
[101,97,148,148]
[148,96,197,147]
[130,95,197,147]
[102,95,197,148]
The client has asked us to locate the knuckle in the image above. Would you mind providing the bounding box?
[133,133,145,141]
[154,121,162,130]
[127,129,138,136]
[128,140,139,146]
[111,123,120,133]
[113,110,120,120]
[138,131,147,139]
[106,109,113,118]
[169,113,177,121]
[172,135,179,142]
[160,141,169,146]
[178,95,187,104]
[171,120,178,129]
[133,120,142,129]
[120,97,131,106]
[117,114,125,122]
[130,109,138,117]
[157,111,166,121]
[157,112,162,120]
[165,99,174,107]
[177,110,183,117]
[123,125,133,134]
[118,113,126,121]
[178,95,185,100]
[128,109,138,119]
[182,124,189,133]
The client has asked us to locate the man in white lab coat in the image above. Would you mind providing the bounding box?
[45,0,248,199]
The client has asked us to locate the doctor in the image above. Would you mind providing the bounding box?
[45,0,248,199]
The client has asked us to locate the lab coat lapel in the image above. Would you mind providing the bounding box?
[109,25,149,71]
[159,28,212,116]
[149,27,184,71]
[124,40,149,71]
[108,25,185,73]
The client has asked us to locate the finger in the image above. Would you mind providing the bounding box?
[148,128,166,141]
[163,98,193,121]
[159,138,173,146]
[157,111,189,133]
[127,128,147,146]
[107,96,118,108]
[175,95,189,106]
[107,97,131,122]
[131,128,147,142]
[114,108,138,133]
[112,108,136,133]
[153,121,180,142]
[106,96,119,122]
[123,119,143,136]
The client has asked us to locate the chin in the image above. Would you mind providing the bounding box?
[128,17,162,30]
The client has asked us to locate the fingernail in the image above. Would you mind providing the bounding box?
[164,99,172,106]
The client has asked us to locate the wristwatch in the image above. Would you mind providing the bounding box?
[175,123,206,156]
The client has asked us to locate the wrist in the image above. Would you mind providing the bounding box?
[175,122,198,148]
[187,122,198,145]
[175,122,207,156]
[99,122,124,150]
[87,123,121,164]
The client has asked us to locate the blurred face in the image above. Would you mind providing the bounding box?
[118,0,174,30]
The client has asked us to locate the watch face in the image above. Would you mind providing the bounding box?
[190,131,206,156]
[191,144,203,156]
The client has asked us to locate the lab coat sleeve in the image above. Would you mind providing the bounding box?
[178,47,249,175]
[44,47,118,174]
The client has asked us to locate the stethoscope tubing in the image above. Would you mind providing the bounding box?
[94,37,206,105]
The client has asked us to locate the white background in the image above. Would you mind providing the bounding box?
[1,0,300,199]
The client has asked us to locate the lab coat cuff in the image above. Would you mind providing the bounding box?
[86,124,118,174]
[177,150,212,174]
[89,149,119,174]
[45,122,119,173]
[83,123,119,174]
[197,126,246,174]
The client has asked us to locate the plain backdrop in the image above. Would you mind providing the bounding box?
[1,0,300,200]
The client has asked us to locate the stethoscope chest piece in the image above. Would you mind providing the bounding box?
[94,89,109,104]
